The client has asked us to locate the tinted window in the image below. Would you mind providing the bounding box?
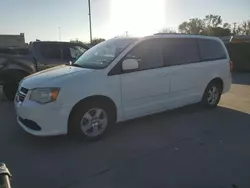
[40,43,62,59]
[162,38,200,66]
[125,39,163,71]
[198,39,227,61]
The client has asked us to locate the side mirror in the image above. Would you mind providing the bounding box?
[122,58,139,71]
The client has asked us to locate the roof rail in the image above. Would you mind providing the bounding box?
[154,33,183,35]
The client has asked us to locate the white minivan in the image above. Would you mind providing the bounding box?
[14,34,232,140]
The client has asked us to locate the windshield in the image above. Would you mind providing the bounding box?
[73,38,137,69]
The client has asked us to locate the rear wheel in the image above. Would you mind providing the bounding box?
[201,81,222,108]
[69,102,114,141]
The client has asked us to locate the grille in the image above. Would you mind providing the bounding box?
[17,87,28,102]
[20,87,28,94]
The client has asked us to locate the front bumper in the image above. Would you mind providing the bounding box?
[14,93,69,136]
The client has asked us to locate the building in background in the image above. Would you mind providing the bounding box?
[0,33,25,48]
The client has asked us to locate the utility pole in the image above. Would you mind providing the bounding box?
[125,31,128,37]
[58,26,61,41]
[88,0,93,43]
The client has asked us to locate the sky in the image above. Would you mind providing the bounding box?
[0,0,250,43]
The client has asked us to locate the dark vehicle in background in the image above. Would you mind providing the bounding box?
[223,35,250,72]
[226,42,250,71]
[0,47,29,55]
[0,41,88,100]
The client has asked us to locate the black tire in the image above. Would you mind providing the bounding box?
[3,83,18,101]
[68,101,114,141]
[2,70,28,101]
[201,80,222,108]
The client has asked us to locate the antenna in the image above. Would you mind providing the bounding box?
[88,0,93,43]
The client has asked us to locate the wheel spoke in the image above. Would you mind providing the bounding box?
[212,87,216,93]
[95,109,102,118]
[207,96,213,102]
[92,125,99,135]
[81,122,92,132]
[208,90,213,95]
[84,112,92,121]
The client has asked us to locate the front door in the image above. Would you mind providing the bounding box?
[120,39,170,119]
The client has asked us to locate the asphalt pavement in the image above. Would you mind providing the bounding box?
[0,72,250,188]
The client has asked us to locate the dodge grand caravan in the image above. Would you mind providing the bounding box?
[14,34,232,140]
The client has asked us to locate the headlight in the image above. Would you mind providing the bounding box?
[29,88,60,104]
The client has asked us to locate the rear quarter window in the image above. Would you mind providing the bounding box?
[198,39,227,61]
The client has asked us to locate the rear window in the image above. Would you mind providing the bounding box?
[198,39,227,61]
[162,38,200,66]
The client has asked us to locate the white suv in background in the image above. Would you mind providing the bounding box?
[14,34,232,140]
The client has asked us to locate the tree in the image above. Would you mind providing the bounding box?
[204,14,222,27]
[211,15,222,27]
[206,27,231,37]
[178,18,204,34]
[240,21,250,35]
[232,23,244,35]
[178,14,232,36]
[91,38,105,46]
[178,21,189,34]
[223,23,231,29]
[70,39,84,44]
[159,28,177,33]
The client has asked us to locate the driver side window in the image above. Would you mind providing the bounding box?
[63,44,87,61]
[125,39,163,71]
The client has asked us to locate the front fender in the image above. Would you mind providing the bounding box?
[0,55,36,84]
[0,55,36,73]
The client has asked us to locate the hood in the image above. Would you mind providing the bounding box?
[21,65,94,89]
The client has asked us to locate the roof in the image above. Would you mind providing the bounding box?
[147,33,221,41]
[30,41,89,49]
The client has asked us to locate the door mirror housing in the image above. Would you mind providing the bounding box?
[122,58,139,71]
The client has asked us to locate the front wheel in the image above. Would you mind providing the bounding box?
[69,102,113,141]
[201,81,222,108]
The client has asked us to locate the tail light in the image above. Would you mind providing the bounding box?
[229,60,233,73]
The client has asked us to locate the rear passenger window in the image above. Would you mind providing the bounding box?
[198,39,227,61]
[162,38,200,66]
[40,43,62,59]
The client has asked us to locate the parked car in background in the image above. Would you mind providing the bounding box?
[0,47,29,55]
[14,34,232,140]
[0,41,88,100]
[226,42,250,71]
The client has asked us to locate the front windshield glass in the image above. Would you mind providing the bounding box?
[74,38,137,69]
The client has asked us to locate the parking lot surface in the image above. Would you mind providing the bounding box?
[0,72,250,188]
